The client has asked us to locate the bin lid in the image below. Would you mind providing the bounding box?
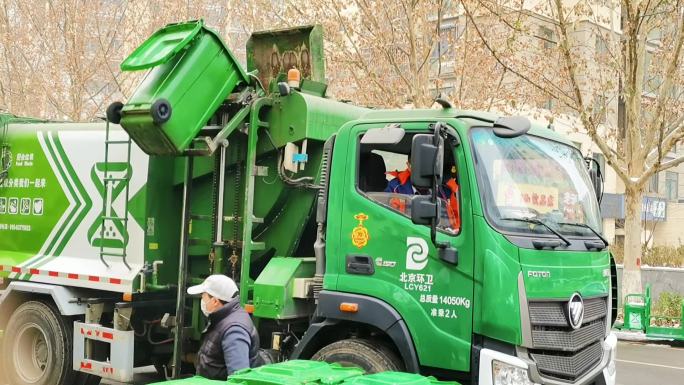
[227,360,365,385]
[121,20,204,71]
[147,376,226,385]
[121,19,248,82]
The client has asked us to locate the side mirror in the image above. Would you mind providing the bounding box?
[589,167,602,201]
[410,134,443,189]
[585,157,603,203]
[411,196,439,225]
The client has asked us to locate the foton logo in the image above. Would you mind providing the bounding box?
[406,237,429,270]
[527,270,551,278]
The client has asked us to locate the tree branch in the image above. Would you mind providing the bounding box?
[552,0,630,183]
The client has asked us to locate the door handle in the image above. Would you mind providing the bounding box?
[346,255,375,275]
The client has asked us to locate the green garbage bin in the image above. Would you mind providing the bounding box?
[343,371,459,385]
[149,376,225,385]
[113,19,249,155]
[227,360,364,385]
[147,360,462,385]
[624,293,647,331]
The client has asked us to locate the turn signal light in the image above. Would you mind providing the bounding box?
[339,302,359,313]
[122,292,133,302]
[245,304,255,314]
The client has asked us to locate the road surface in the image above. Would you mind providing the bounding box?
[615,341,684,385]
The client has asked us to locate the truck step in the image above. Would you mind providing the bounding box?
[101,216,128,221]
[189,238,212,246]
[100,252,127,257]
[220,216,264,224]
[105,140,131,145]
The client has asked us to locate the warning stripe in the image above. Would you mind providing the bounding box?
[0,265,129,286]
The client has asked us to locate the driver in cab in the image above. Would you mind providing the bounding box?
[384,156,460,232]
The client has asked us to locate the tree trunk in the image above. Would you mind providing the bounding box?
[622,186,644,297]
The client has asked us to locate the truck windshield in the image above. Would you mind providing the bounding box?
[471,127,602,238]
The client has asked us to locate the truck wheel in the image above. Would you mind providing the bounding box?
[106,101,124,124]
[1,301,100,385]
[151,99,172,124]
[311,339,404,373]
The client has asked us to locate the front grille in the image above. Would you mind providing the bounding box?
[531,342,604,380]
[527,296,608,381]
[532,319,605,351]
[529,296,606,326]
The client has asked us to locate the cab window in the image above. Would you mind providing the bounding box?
[357,133,461,234]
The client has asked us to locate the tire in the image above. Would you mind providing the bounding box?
[1,300,100,385]
[311,338,404,373]
[106,101,124,124]
[151,99,172,124]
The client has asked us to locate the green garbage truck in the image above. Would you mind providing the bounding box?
[0,20,618,385]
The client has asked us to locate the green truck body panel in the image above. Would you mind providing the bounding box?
[253,257,315,319]
[0,123,149,289]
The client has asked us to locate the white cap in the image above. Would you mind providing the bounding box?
[187,275,238,302]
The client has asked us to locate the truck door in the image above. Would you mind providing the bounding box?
[333,122,475,371]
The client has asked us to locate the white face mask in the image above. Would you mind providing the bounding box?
[201,297,211,317]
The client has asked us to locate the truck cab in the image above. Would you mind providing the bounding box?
[288,110,618,385]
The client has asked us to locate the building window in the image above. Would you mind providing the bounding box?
[648,172,659,193]
[538,26,556,50]
[541,97,555,111]
[595,34,608,57]
[665,171,678,201]
[593,95,607,124]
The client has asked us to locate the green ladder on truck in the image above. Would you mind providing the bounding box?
[99,120,133,269]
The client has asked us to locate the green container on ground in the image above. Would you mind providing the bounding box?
[227,360,364,385]
[624,294,647,331]
[148,360,462,385]
[342,372,459,385]
[149,376,226,385]
[118,19,248,155]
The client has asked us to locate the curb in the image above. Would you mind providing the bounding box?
[614,330,649,342]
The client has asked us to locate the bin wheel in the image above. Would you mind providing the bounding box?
[106,101,124,124]
[151,99,172,124]
[311,338,404,373]
[1,300,101,385]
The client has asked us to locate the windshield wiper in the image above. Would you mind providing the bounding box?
[500,217,571,247]
[557,222,608,247]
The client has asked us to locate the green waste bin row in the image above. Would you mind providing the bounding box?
[109,19,249,155]
[151,360,461,385]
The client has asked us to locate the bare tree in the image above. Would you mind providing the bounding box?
[0,0,236,121]
[463,0,684,295]
[233,0,521,109]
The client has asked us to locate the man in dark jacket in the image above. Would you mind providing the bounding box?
[187,275,260,380]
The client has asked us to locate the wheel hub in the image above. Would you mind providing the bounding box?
[13,323,51,383]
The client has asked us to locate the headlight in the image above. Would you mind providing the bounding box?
[492,360,539,385]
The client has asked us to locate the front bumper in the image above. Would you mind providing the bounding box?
[479,332,617,385]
